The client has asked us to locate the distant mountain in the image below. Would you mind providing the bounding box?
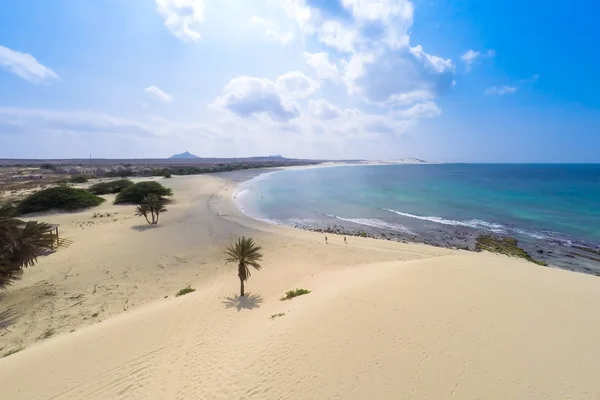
[170,151,200,159]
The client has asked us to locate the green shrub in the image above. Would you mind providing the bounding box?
[114,181,173,205]
[280,288,311,301]
[88,179,133,195]
[176,286,196,297]
[476,235,547,266]
[40,163,56,170]
[19,186,105,214]
[69,175,89,184]
[164,173,172,179]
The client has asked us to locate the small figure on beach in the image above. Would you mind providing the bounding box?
[344,236,347,244]
[325,236,328,244]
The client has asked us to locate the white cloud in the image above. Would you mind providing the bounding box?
[212,76,301,121]
[386,90,434,105]
[156,0,205,42]
[248,16,294,45]
[317,20,357,53]
[341,0,414,22]
[393,101,441,119]
[144,86,175,103]
[304,52,339,81]
[460,49,480,65]
[343,47,454,105]
[485,74,538,96]
[0,107,167,138]
[307,99,343,120]
[460,48,495,71]
[276,71,319,99]
[409,45,454,73]
[281,0,319,34]
[0,45,59,84]
[485,86,517,95]
[282,0,454,108]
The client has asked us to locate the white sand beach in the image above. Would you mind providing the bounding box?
[1,171,600,399]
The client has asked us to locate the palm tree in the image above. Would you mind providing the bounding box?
[224,237,263,297]
[135,195,168,225]
[145,195,167,225]
[0,204,54,289]
[135,203,151,225]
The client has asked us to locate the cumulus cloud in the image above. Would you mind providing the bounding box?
[276,71,319,99]
[0,45,59,84]
[409,45,454,73]
[393,101,441,118]
[156,0,205,42]
[343,46,454,105]
[282,0,454,107]
[460,49,495,71]
[248,16,294,45]
[144,86,174,103]
[317,20,357,52]
[307,99,343,120]
[212,76,301,121]
[304,52,339,81]
[341,0,414,22]
[485,86,517,95]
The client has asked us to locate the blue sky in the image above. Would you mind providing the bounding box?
[0,0,598,162]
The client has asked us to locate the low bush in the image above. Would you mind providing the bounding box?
[280,288,311,301]
[19,186,105,214]
[69,175,89,184]
[114,181,173,205]
[176,286,196,297]
[88,179,133,195]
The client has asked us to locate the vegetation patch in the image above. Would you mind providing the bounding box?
[175,286,196,297]
[476,235,547,266]
[114,181,173,205]
[69,175,89,184]
[19,186,105,214]
[280,288,311,301]
[88,179,133,195]
[270,312,285,319]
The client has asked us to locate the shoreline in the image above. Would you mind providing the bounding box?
[233,166,600,277]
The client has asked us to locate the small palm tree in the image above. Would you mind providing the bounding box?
[0,204,54,288]
[145,195,167,224]
[135,195,168,225]
[224,237,263,297]
[135,203,151,224]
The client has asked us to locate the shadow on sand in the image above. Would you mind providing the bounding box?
[0,306,19,331]
[222,293,264,311]
[131,224,162,232]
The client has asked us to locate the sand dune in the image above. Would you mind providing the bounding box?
[1,172,600,399]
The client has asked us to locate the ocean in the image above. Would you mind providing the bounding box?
[236,164,600,275]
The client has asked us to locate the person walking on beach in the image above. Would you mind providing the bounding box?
[344,236,347,244]
[325,236,328,244]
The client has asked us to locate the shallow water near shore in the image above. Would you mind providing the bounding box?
[237,164,600,275]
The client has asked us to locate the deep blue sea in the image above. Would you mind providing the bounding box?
[237,164,600,274]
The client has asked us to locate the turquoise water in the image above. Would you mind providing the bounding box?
[238,164,600,272]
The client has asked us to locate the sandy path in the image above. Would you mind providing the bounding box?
[2,171,600,399]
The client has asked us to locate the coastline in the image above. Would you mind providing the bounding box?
[235,164,600,277]
[2,170,600,399]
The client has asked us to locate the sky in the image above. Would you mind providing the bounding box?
[0,0,599,162]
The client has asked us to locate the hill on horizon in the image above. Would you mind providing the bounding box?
[170,151,200,159]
